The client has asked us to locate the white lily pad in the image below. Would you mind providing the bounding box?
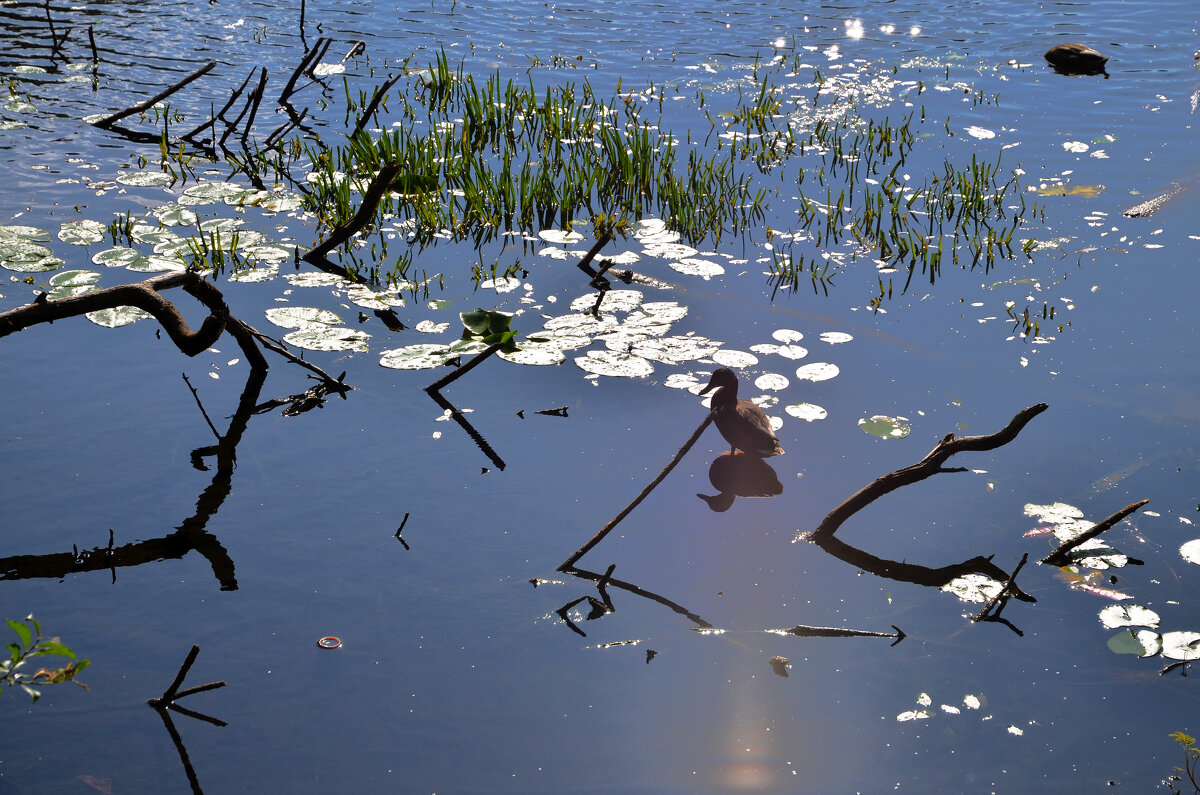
[344,284,406,309]
[228,265,279,283]
[479,276,522,293]
[711,349,758,368]
[153,205,198,227]
[498,341,566,366]
[415,320,450,334]
[772,329,804,343]
[243,243,296,264]
[820,331,854,344]
[642,241,697,259]
[282,326,370,352]
[755,373,789,391]
[669,257,724,279]
[181,181,251,205]
[127,255,185,273]
[1160,631,1200,661]
[785,403,828,422]
[538,229,584,244]
[1099,604,1160,629]
[1180,539,1200,565]
[284,271,344,287]
[570,289,643,314]
[631,335,721,363]
[941,574,1003,603]
[265,306,343,329]
[379,344,455,370]
[57,219,107,245]
[796,362,839,381]
[116,171,175,187]
[574,350,654,378]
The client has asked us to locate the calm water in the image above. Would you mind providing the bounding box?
[2,1,1199,792]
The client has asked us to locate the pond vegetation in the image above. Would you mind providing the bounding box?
[2,1,1199,791]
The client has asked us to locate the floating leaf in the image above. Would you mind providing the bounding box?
[344,284,407,309]
[772,329,804,343]
[228,265,279,283]
[116,171,174,187]
[91,247,148,269]
[669,257,725,279]
[537,229,584,244]
[47,269,100,299]
[265,306,343,329]
[820,331,853,344]
[282,326,369,352]
[755,373,789,391]
[785,403,828,422]
[284,272,344,287]
[57,220,107,245]
[153,205,198,226]
[569,289,643,314]
[941,574,1003,603]
[1035,184,1105,198]
[711,349,758,368]
[965,125,995,139]
[795,362,839,381]
[896,709,935,722]
[415,320,449,334]
[1160,631,1200,661]
[379,344,454,370]
[479,277,522,293]
[574,350,654,378]
[631,335,721,364]
[1180,538,1200,565]
[1099,604,1160,629]
[181,181,251,205]
[859,415,911,439]
[0,241,62,272]
[0,225,51,243]
[87,306,152,327]
[498,341,566,366]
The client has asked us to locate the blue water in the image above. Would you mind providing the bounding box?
[2,1,1199,792]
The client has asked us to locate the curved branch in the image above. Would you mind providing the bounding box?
[811,403,1048,541]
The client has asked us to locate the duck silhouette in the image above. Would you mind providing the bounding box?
[1044,42,1109,76]
[699,368,784,458]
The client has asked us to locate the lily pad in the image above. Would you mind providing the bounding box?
[796,362,840,382]
[379,344,455,370]
[228,265,279,283]
[941,574,1003,603]
[57,219,107,245]
[538,229,584,244]
[574,350,654,378]
[755,373,789,391]
[497,341,566,366]
[264,306,343,329]
[569,289,643,314]
[786,403,828,422]
[1106,629,1162,657]
[859,414,911,439]
[153,205,198,227]
[116,171,175,188]
[630,335,721,364]
[0,225,51,243]
[282,326,370,352]
[0,241,62,272]
[415,320,450,334]
[344,284,407,309]
[47,269,100,299]
[92,247,149,269]
[1180,538,1200,565]
[86,305,153,328]
[284,272,344,288]
[711,349,758,368]
[669,257,724,279]
[820,331,853,344]
[1160,631,1200,661]
[1098,604,1160,629]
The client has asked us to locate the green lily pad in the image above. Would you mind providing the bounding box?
[57,219,107,245]
[47,269,101,299]
[87,305,153,328]
[0,241,62,272]
[92,247,149,269]
[1106,629,1161,657]
[153,205,198,227]
[859,414,911,439]
[0,225,51,242]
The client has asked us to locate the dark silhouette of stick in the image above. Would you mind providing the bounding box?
[93,61,217,129]
[303,162,402,261]
[351,73,403,138]
[559,413,713,570]
[972,552,1029,622]
[1041,500,1149,566]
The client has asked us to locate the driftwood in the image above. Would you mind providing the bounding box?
[811,403,1049,540]
[93,61,217,129]
[1041,499,1149,566]
[303,162,403,264]
[0,270,267,369]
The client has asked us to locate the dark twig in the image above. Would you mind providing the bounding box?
[182,373,222,441]
[279,37,330,104]
[425,387,506,471]
[972,552,1029,622]
[1041,500,1149,566]
[559,413,713,570]
[424,343,503,393]
[811,403,1049,541]
[93,61,217,129]
[350,72,403,138]
[303,162,402,263]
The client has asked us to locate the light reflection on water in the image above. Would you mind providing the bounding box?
[1,0,1198,792]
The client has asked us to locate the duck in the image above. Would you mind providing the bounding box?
[1044,42,1109,75]
[699,368,784,458]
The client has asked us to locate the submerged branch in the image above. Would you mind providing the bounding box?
[1041,499,1149,566]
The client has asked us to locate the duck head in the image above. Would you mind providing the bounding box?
[699,367,740,404]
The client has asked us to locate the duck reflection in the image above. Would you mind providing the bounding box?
[697,452,783,512]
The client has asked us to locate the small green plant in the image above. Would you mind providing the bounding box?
[2,615,89,703]
[1165,731,1200,793]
